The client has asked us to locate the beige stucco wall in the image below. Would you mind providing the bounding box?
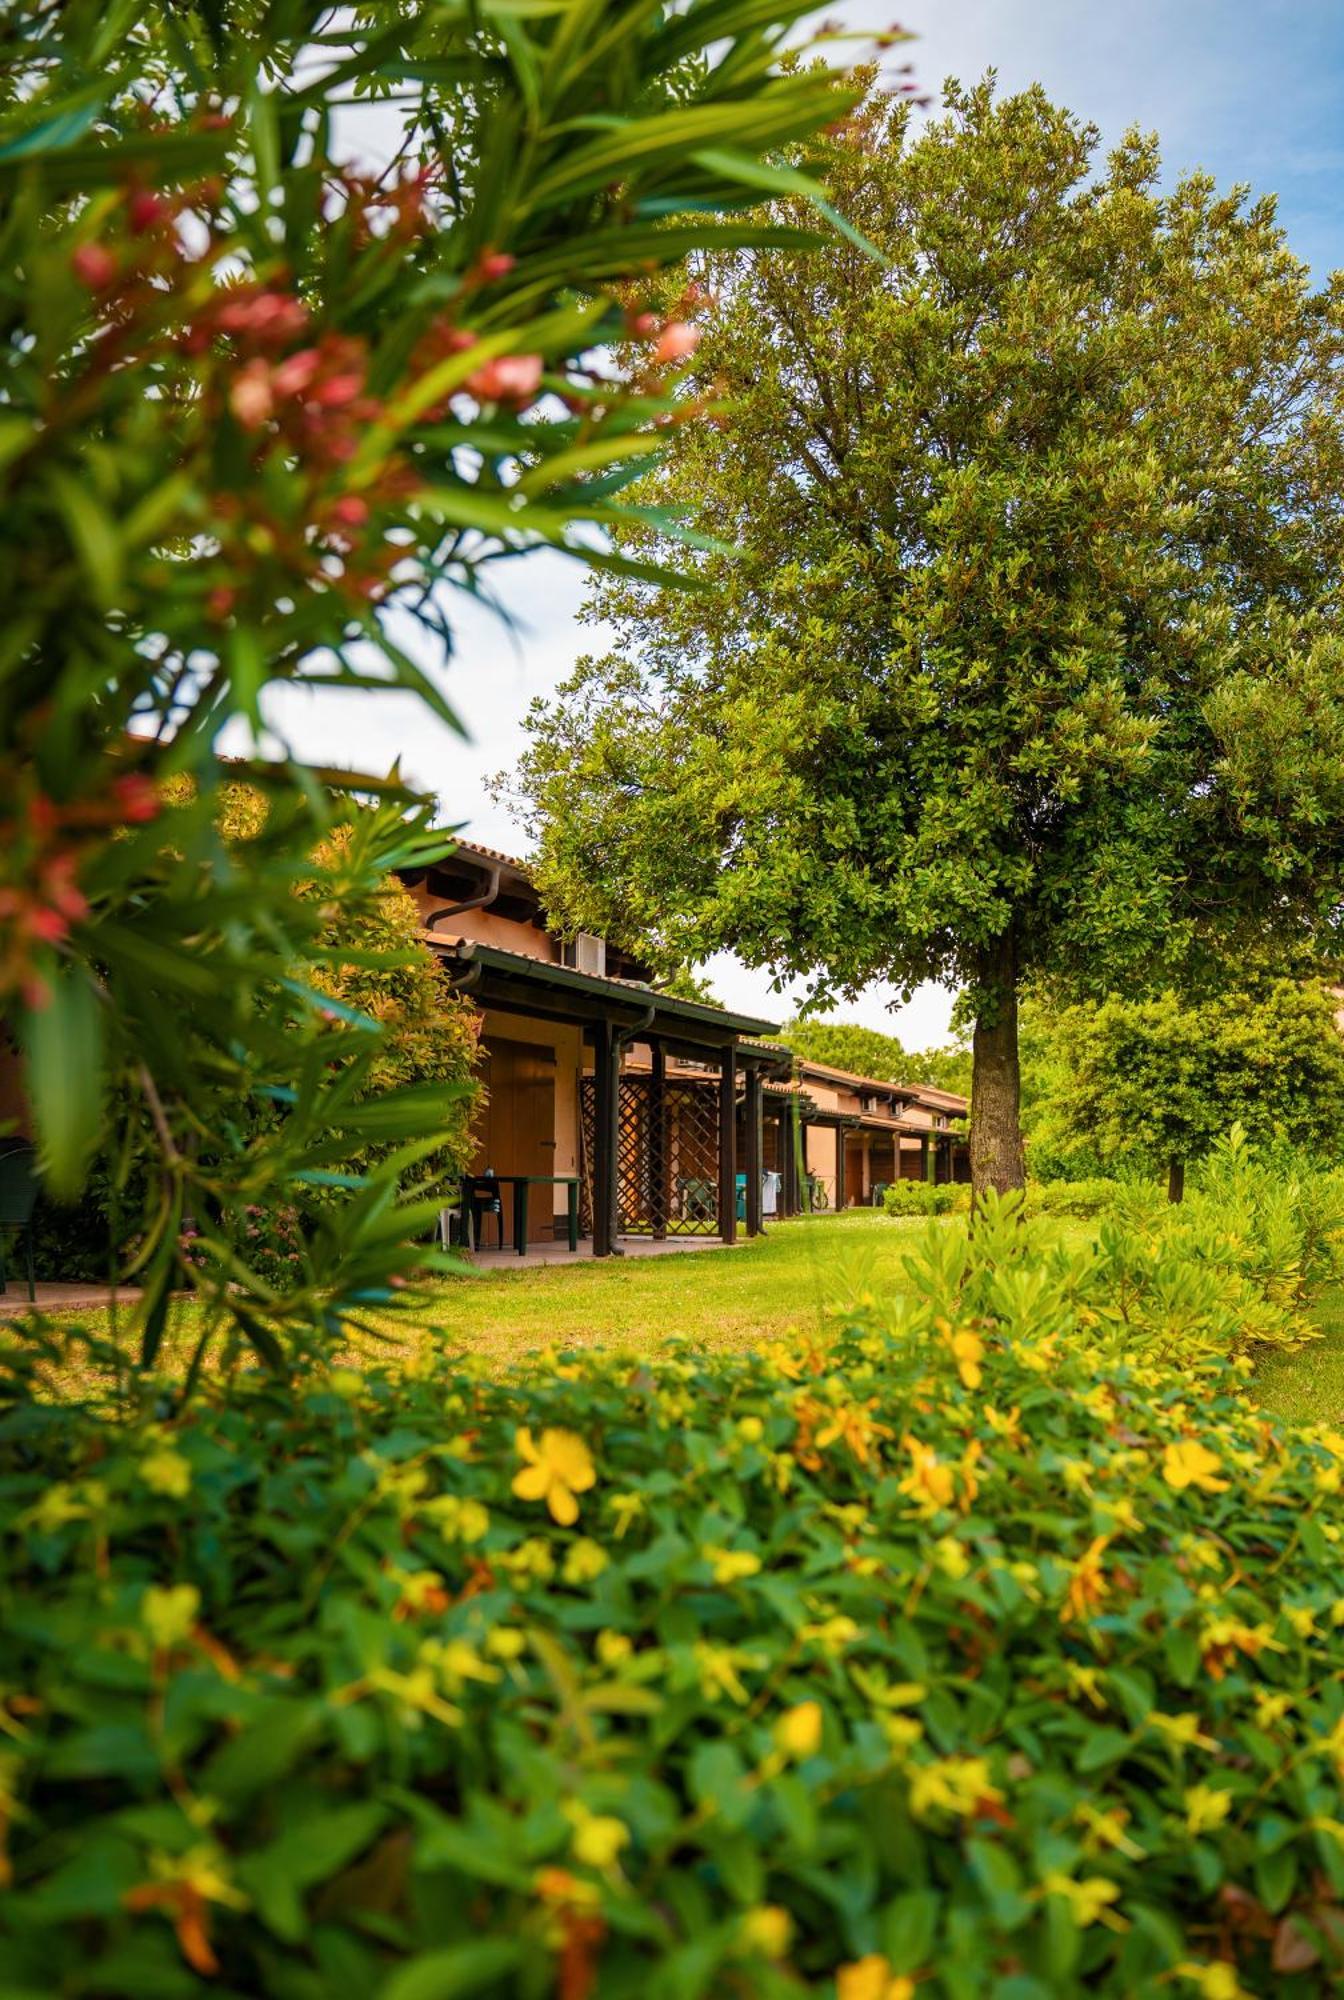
[403,880,559,964]
[805,1123,841,1203]
[475,1007,584,1220]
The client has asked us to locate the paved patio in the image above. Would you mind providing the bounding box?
[0,1281,142,1320]
[458,1235,742,1272]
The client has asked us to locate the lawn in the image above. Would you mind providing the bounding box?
[8,1210,1342,1419]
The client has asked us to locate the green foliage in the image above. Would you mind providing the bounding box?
[29,849,481,1286]
[0,0,853,1370]
[883,1180,970,1218]
[3,1218,1344,1995]
[1033,982,1344,1184]
[781,1019,972,1098]
[504,77,1344,1186]
[1022,1179,1127,1220]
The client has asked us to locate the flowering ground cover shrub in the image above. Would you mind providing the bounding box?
[2,1224,1343,1996]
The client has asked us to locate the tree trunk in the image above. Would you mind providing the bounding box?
[1167,1157,1185,1204]
[969,933,1026,1204]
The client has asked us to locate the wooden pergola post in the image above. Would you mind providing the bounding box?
[783,1100,800,1215]
[592,1020,618,1257]
[744,1064,763,1236]
[922,1132,932,1183]
[717,1043,738,1243]
[649,1041,669,1241]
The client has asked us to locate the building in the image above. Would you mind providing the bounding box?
[399,840,969,1253]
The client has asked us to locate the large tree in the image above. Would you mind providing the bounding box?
[505,79,1344,1197]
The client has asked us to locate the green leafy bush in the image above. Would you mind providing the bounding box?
[3,1216,1343,1997]
[884,1180,971,1218]
[1022,1179,1127,1220]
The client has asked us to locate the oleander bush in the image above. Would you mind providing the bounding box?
[2,1208,1343,1998]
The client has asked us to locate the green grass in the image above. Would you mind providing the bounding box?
[412,1212,916,1364]
[1251,1283,1344,1426]
[10,1211,1343,1423]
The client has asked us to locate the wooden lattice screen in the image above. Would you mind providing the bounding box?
[579,1074,724,1238]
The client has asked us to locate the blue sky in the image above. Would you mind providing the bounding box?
[258,1,1344,1048]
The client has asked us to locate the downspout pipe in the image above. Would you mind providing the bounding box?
[426,864,502,931]
[606,1003,656,1257]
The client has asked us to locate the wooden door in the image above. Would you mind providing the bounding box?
[843,1136,865,1207]
[473,1039,558,1242]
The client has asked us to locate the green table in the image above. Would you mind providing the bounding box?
[461,1174,580,1255]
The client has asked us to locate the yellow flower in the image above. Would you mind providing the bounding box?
[1253,1690,1292,1730]
[1042,1871,1124,1929]
[907,1756,1001,1820]
[1183,1784,1233,1836]
[703,1546,762,1586]
[1063,1537,1110,1623]
[837,1954,915,2000]
[1162,1441,1229,1494]
[737,1416,765,1443]
[882,1714,924,1754]
[947,1327,984,1390]
[738,1905,793,1958]
[774,1701,823,1760]
[606,1493,645,1538]
[141,1584,201,1652]
[898,1436,956,1515]
[500,1537,555,1585]
[328,1368,363,1398]
[565,1803,629,1871]
[562,1538,609,1586]
[933,1536,970,1581]
[1040,1864,1120,1928]
[693,1641,762,1704]
[1177,1962,1249,2000]
[421,1638,499,1693]
[484,1627,527,1662]
[800,1615,861,1654]
[426,1495,490,1544]
[512,1428,595,1526]
[140,1449,191,1499]
[1149,1711,1216,1753]
[1283,1603,1317,1639]
[595,1629,633,1668]
[1066,1663,1105,1708]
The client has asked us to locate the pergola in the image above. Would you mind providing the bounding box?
[430,937,793,1254]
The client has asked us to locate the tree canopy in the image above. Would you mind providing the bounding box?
[1027,980,1344,1196]
[505,77,1344,1196]
[779,1018,972,1096]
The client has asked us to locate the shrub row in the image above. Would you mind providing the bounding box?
[1,1208,1342,1997]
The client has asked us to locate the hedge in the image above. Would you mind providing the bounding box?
[1,1215,1342,1996]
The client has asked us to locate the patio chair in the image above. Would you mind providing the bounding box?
[0,1140,38,1302]
[465,1172,505,1251]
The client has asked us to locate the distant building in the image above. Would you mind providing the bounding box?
[400,841,969,1252]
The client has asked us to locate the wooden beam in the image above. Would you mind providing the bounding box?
[592,1020,617,1257]
[835,1126,847,1211]
[718,1044,738,1243]
[744,1065,763,1236]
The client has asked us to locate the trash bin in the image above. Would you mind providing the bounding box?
[735,1172,747,1221]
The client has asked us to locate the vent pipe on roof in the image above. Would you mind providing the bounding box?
[426,863,502,930]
